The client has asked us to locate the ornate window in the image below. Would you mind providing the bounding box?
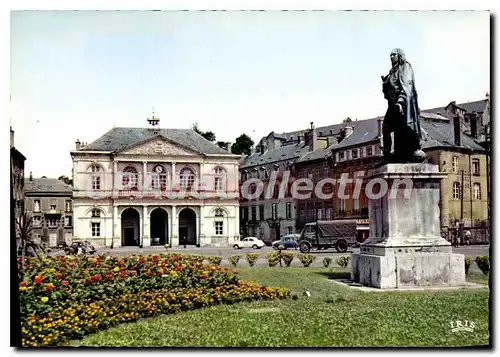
[180,167,195,191]
[214,208,225,236]
[213,167,225,191]
[90,164,102,190]
[452,156,459,173]
[122,166,138,189]
[151,165,168,190]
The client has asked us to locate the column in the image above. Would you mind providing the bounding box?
[199,206,205,245]
[171,205,178,246]
[234,204,240,242]
[113,206,120,248]
[113,161,118,197]
[143,205,150,247]
[142,162,148,196]
[196,210,201,247]
[139,207,143,248]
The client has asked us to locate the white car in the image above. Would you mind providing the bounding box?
[233,237,265,250]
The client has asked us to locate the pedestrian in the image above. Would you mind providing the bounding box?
[464,230,471,245]
[182,236,187,249]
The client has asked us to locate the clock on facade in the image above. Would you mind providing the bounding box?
[154,165,164,173]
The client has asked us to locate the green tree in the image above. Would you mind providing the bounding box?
[343,117,353,123]
[216,141,227,150]
[191,123,216,142]
[231,134,254,156]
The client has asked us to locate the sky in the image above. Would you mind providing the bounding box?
[10,10,490,178]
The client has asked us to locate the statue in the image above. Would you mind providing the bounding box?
[381,48,426,163]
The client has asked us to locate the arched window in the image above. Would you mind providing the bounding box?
[180,167,195,191]
[213,167,225,191]
[122,166,138,189]
[214,208,225,236]
[91,208,101,218]
[88,164,102,190]
[453,182,461,199]
[151,165,168,190]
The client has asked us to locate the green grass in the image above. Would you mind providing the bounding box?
[72,268,490,347]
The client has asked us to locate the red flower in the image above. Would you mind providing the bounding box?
[139,257,145,263]
[90,274,101,281]
[33,275,44,284]
[61,280,69,286]
[152,255,159,262]
[54,273,64,279]
[19,281,27,287]
[200,274,207,280]
[130,271,137,276]
[106,275,113,281]
[45,283,55,291]
[17,258,21,263]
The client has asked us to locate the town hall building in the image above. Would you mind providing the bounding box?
[70,115,241,248]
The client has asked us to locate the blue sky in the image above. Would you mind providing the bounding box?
[10,10,490,178]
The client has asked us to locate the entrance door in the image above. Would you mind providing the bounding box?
[124,228,135,246]
[178,208,197,246]
[150,208,168,246]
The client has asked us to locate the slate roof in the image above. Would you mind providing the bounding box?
[327,117,381,151]
[78,127,232,155]
[420,120,485,152]
[425,99,488,116]
[25,178,73,194]
[241,142,312,168]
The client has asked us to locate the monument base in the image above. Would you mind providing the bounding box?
[351,251,466,289]
[351,163,466,289]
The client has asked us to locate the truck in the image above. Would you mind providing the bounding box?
[297,220,358,253]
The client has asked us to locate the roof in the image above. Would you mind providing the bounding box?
[327,117,381,151]
[241,142,312,168]
[77,127,232,155]
[425,99,488,116]
[11,147,26,161]
[24,178,73,194]
[420,120,485,152]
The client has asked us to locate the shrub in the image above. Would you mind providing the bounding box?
[475,256,490,275]
[281,251,295,267]
[266,252,281,267]
[465,256,471,275]
[228,254,243,267]
[297,254,315,267]
[164,244,170,251]
[336,255,350,268]
[207,256,222,266]
[18,253,290,347]
[246,253,260,267]
[323,257,333,268]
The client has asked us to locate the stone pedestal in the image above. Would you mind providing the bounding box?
[351,164,466,289]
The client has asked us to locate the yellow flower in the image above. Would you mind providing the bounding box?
[19,286,27,291]
[113,267,120,272]
[41,297,49,303]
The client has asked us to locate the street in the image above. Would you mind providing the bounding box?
[50,244,490,268]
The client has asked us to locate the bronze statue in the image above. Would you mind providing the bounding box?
[381,48,426,163]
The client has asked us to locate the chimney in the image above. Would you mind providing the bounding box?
[297,135,303,143]
[226,142,232,153]
[453,116,463,147]
[29,171,33,182]
[260,145,265,155]
[470,114,478,139]
[75,139,81,150]
[344,125,353,138]
[10,127,14,148]
[309,122,317,151]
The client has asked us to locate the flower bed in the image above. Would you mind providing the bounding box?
[18,253,290,347]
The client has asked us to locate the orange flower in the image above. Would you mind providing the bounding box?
[33,275,44,284]
[45,283,55,291]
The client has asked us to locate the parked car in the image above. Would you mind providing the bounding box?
[272,234,301,250]
[298,220,358,253]
[233,237,265,250]
[63,241,96,255]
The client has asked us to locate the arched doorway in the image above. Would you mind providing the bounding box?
[121,208,140,246]
[150,208,168,246]
[178,208,197,246]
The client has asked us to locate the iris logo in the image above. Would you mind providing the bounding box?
[450,320,475,333]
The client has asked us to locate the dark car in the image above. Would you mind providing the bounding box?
[272,234,301,250]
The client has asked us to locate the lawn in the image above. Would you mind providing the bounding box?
[73,267,490,347]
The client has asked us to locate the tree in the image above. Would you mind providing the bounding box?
[216,141,228,150]
[231,134,254,156]
[58,175,73,185]
[191,123,216,142]
[343,117,353,123]
[16,212,47,280]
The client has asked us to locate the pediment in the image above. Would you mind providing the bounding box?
[119,136,200,156]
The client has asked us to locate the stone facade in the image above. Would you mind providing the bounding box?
[11,127,26,244]
[24,177,74,247]
[71,127,241,248]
